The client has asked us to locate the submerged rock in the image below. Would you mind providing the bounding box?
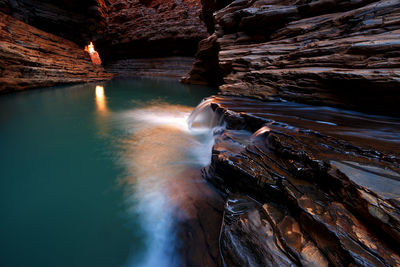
[202,95,400,266]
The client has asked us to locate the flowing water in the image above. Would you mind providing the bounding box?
[0,78,223,267]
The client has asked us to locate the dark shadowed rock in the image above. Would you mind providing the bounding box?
[97,0,208,61]
[3,0,108,45]
[181,34,224,85]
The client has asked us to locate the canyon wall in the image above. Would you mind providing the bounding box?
[0,12,112,93]
[0,0,108,45]
[1,0,210,92]
[97,0,208,77]
[97,0,207,60]
[185,0,400,116]
[1,0,209,60]
[186,1,400,264]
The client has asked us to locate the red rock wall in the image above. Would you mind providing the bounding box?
[0,12,113,93]
[185,0,400,116]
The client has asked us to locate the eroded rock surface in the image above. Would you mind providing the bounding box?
[202,95,400,266]
[186,0,400,116]
[0,12,112,93]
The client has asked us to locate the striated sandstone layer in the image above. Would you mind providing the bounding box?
[97,0,208,61]
[105,57,195,78]
[200,95,400,266]
[185,0,400,116]
[0,12,113,93]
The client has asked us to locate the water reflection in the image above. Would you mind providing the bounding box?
[95,85,107,114]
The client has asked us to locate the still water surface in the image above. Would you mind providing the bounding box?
[0,78,217,267]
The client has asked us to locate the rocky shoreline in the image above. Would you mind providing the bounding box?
[199,95,400,266]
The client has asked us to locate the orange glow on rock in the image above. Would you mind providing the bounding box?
[85,42,102,65]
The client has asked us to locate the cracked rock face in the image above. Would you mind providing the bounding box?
[202,95,400,266]
[185,0,400,116]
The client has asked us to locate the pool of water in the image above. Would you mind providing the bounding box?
[0,78,220,267]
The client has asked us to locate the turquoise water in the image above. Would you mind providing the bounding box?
[0,78,216,267]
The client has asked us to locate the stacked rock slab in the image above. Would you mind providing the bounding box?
[184,0,400,116]
[203,95,400,266]
[0,12,113,93]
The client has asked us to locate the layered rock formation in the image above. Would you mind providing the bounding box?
[105,57,196,78]
[185,0,400,116]
[0,12,112,93]
[1,0,211,91]
[198,95,400,266]
[97,0,208,61]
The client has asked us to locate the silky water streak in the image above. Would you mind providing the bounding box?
[117,99,224,266]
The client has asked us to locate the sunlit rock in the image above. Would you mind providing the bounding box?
[85,42,102,65]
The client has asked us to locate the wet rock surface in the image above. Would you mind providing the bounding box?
[186,0,400,116]
[202,95,400,266]
[0,12,112,93]
[175,169,224,267]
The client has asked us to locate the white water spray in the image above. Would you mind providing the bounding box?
[116,98,225,267]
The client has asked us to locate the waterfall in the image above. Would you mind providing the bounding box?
[187,97,221,129]
[252,126,271,138]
